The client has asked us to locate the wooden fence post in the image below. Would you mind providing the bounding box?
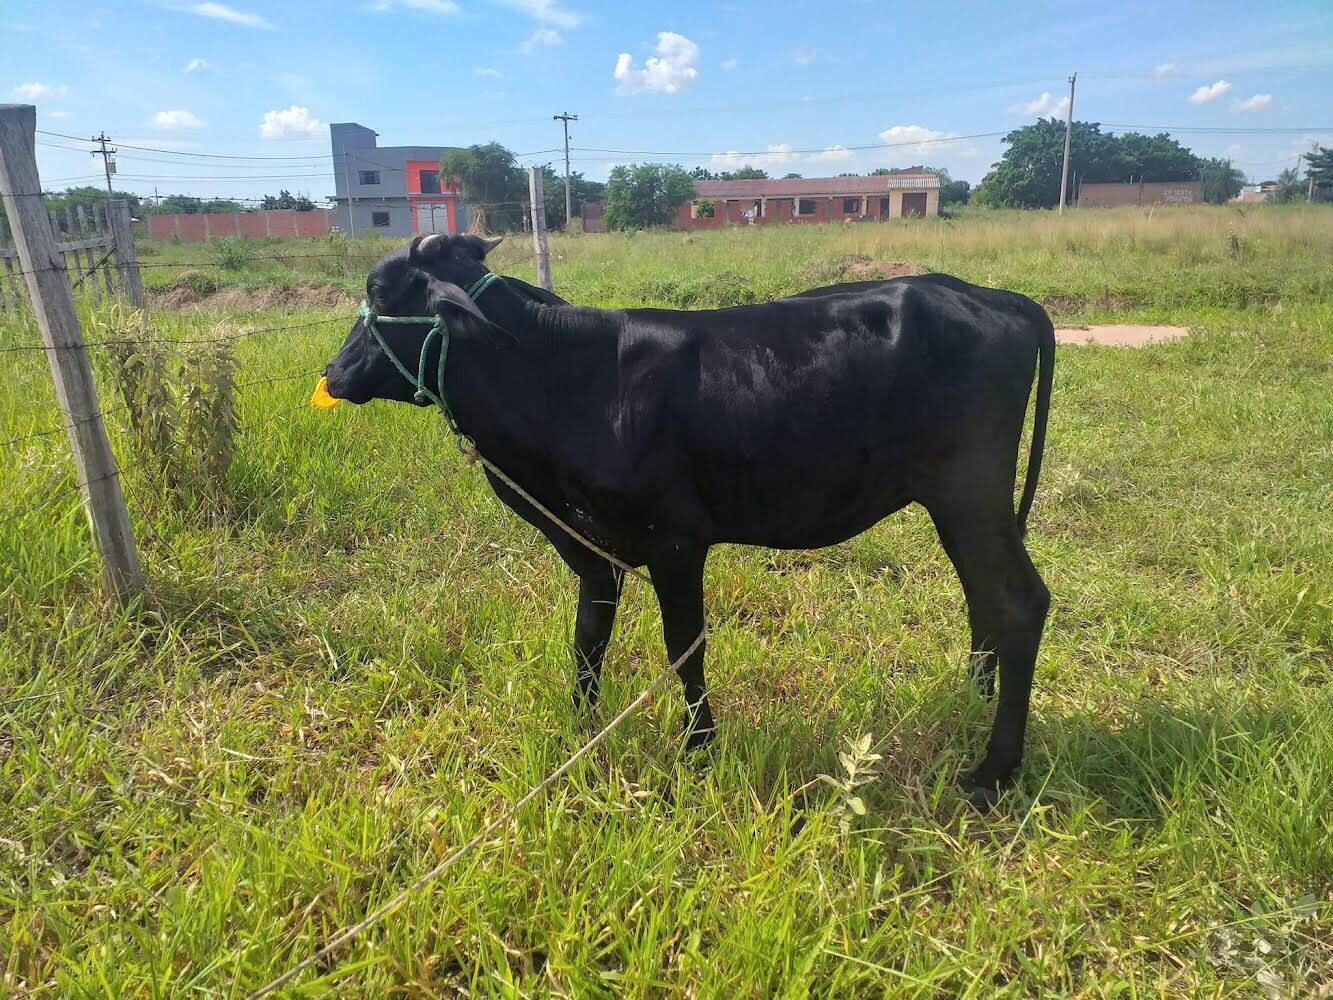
[0,104,141,601]
[528,167,552,292]
[108,199,143,306]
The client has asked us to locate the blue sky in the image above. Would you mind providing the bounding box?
[8,0,1332,204]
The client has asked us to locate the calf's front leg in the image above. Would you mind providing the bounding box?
[572,563,623,708]
[648,545,714,749]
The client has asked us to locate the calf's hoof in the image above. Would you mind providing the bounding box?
[571,687,600,713]
[966,781,1000,812]
[682,713,717,753]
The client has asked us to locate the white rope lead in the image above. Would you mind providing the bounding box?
[245,627,706,999]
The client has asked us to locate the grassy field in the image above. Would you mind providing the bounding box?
[2,206,1331,996]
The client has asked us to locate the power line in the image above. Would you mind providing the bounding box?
[35,129,332,160]
[1101,123,1333,134]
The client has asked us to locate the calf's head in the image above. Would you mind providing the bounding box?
[322,234,506,406]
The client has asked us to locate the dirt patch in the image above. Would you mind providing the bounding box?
[1055,324,1190,347]
[148,283,356,312]
[841,256,927,281]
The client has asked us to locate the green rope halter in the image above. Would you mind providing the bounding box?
[358,271,502,433]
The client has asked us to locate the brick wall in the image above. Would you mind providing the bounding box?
[146,209,336,241]
[1077,181,1203,208]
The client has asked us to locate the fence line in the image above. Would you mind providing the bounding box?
[1,251,484,279]
[1,359,324,518]
[0,192,141,313]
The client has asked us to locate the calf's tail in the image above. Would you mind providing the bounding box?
[1016,312,1055,537]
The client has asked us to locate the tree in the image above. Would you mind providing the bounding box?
[539,166,605,230]
[1111,132,1200,183]
[1200,158,1245,204]
[688,165,770,181]
[1274,167,1306,203]
[1303,144,1333,196]
[260,189,316,211]
[782,172,803,179]
[724,165,768,180]
[922,167,970,207]
[603,163,696,230]
[439,142,526,233]
[43,185,145,218]
[157,194,204,215]
[972,120,1201,209]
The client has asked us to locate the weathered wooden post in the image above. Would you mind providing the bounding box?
[0,104,141,601]
[107,199,143,306]
[528,166,552,292]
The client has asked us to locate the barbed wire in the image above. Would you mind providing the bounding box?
[2,377,323,524]
[0,239,535,283]
[1,317,347,356]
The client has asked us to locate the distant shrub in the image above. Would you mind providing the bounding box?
[209,236,256,271]
[175,270,220,296]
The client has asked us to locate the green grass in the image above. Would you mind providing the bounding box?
[3,207,1332,996]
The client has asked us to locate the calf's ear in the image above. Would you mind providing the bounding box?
[425,278,517,349]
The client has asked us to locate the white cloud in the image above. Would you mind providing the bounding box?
[1231,93,1272,112]
[370,0,462,14]
[183,57,209,73]
[1188,79,1231,104]
[259,105,325,139]
[614,31,700,94]
[475,66,503,78]
[1152,63,1182,78]
[710,143,796,171]
[152,108,204,130]
[877,124,974,162]
[1009,91,1069,117]
[792,48,817,65]
[11,81,68,100]
[49,110,73,119]
[814,144,854,162]
[185,3,274,29]
[721,57,738,72]
[518,26,562,52]
[492,0,580,28]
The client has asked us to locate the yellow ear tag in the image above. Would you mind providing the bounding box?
[310,376,341,409]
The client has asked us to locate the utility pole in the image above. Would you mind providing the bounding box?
[1057,73,1076,214]
[91,131,117,206]
[553,111,577,228]
[341,151,356,238]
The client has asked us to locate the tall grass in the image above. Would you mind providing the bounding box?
[1,209,1330,996]
[137,205,1333,325]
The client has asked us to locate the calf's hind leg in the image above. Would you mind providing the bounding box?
[927,495,1050,808]
[648,545,714,749]
[929,509,998,699]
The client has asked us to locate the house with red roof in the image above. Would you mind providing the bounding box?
[679,169,941,229]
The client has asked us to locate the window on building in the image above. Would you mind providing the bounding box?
[692,199,715,219]
[842,197,861,214]
[419,169,441,194]
[797,198,818,216]
[371,210,391,228]
[358,170,380,185]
